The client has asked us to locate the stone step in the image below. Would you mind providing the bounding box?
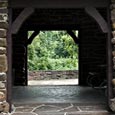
[1,111,111,115]
[11,103,112,115]
[66,111,110,115]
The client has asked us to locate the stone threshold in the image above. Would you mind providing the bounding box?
[0,106,112,115]
[3,103,110,115]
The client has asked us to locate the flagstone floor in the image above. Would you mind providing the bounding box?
[12,86,107,104]
[6,85,111,115]
[10,103,110,115]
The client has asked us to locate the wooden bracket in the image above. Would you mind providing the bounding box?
[27,30,40,45]
[67,30,79,44]
[11,8,34,34]
[85,7,108,33]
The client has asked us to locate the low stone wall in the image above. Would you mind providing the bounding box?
[28,70,78,80]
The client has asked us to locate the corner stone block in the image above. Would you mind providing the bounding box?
[112,79,115,86]
[111,18,115,23]
[0,2,8,8]
[112,23,115,30]
[0,21,8,29]
[0,55,7,72]
[0,73,6,81]
[0,101,9,113]
[111,4,115,9]
[0,92,5,102]
[112,0,115,3]
[0,29,6,38]
[0,38,6,47]
[0,47,6,54]
[111,9,115,20]
[112,31,115,37]
[113,57,115,62]
[0,14,8,21]
[0,15,4,21]
[113,65,115,70]
[113,45,115,51]
[0,89,6,95]
[112,51,115,57]
[110,98,115,112]
[112,38,115,44]
[0,81,5,89]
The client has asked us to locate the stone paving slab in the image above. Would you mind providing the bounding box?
[0,103,113,115]
[10,112,112,115]
[11,113,64,115]
[66,111,109,115]
[0,112,113,115]
[11,113,37,115]
[11,103,111,115]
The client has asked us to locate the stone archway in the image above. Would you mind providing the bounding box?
[0,0,10,112]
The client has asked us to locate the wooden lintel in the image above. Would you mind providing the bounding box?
[85,7,109,33]
[9,0,108,8]
[27,30,40,45]
[11,8,34,34]
[67,30,79,44]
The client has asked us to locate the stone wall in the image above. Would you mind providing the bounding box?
[28,70,78,80]
[0,0,9,113]
[111,0,115,79]
[109,0,115,111]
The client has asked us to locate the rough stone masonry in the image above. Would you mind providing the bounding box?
[0,0,115,113]
[108,0,115,112]
[0,0,9,113]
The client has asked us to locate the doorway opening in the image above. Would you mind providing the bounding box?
[11,8,108,106]
[27,30,79,86]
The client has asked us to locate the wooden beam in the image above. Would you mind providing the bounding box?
[85,7,109,33]
[11,8,34,34]
[107,5,113,109]
[9,0,108,8]
[7,8,12,112]
[27,30,40,45]
[67,30,79,44]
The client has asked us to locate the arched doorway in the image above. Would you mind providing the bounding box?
[7,0,112,110]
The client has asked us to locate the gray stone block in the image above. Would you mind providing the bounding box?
[112,0,115,3]
[0,47,6,54]
[112,31,115,37]
[0,38,6,47]
[0,29,6,38]
[0,72,6,81]
[0,21,8,29]
[0,14,8,21]
[0,1,8,8]
[0,54,7,72]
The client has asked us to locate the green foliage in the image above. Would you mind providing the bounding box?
[28,31,79,70]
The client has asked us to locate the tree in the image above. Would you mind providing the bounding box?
[28,31,79,70]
